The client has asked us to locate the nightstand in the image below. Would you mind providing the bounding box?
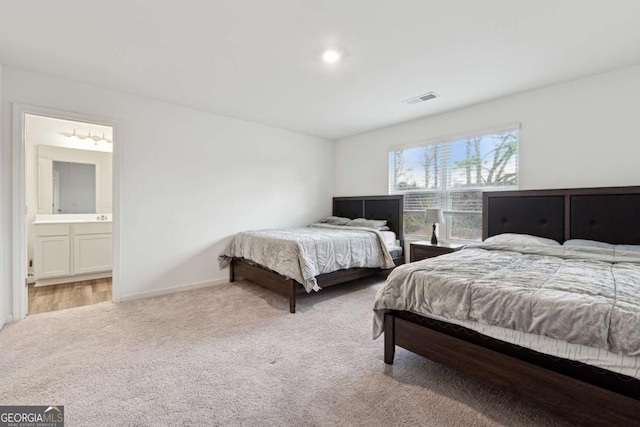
[409,241,464,262]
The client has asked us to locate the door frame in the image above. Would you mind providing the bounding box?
[12,104,122,320]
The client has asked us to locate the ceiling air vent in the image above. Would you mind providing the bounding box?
[403,92,439,105]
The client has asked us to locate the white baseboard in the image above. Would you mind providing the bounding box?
[36,272,112,287]
[0,314,14,331]
[120,277,229,302]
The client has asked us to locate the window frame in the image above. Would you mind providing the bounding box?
[388,124,520,243]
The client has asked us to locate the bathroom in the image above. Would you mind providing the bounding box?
[25,113,113,314]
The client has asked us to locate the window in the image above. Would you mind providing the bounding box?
[388,125,519,241]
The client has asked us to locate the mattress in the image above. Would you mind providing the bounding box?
[379,231,398,248]
[374,240,640,379]
[220,224,396,292]
[380,231,402,258]
[418,311,640,380]
[387,247,403,258]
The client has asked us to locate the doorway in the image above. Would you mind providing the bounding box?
[12,105,120,319]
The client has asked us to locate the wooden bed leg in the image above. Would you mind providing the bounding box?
[384,314,395,364]
[289,280,296,313]
[229,259,235,282]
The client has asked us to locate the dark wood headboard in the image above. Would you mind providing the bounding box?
[483,186,640,244]
[333,195,404,243]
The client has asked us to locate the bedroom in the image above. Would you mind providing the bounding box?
[1,1,639,426]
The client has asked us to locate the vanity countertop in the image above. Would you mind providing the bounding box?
[33,219,112,225]
[33,214,112,225]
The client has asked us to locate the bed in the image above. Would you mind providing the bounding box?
[221,195,404,313]
[376,186,640,426]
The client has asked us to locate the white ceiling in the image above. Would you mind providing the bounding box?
[1,1,640,140]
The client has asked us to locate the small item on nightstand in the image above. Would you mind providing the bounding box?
[425,208,444,244]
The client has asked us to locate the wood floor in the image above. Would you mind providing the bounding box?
[28,278,112,315]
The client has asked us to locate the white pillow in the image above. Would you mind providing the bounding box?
[319,216,351,226]
[484,233,561,246]
[564,239,640,253]
[346,218,388,229]
[615,244,640,253]
[563,239,614,250]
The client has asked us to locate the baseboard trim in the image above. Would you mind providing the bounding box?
[120,277,228,302]
[36,272,112,287]
[0,314,14,331]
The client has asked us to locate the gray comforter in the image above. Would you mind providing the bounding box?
[373,242,640,357]
[219,224,395,292]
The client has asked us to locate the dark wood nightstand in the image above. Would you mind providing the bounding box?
[409,241,464,262]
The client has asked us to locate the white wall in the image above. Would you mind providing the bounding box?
[1,67,333,317]
[0,62,7,330]
[334,64,640,196]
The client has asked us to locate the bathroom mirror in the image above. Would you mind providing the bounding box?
[37,145,113,215]
[52,161,96,214]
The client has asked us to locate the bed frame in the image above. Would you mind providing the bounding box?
[384,186,640,425]
[230,195,404,313]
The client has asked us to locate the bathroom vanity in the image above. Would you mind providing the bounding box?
[29,142,113,287]
[33,216,112,286]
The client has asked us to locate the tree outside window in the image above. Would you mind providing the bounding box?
[389,127,518,241]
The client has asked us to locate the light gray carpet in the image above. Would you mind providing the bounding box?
[0,277,568,426]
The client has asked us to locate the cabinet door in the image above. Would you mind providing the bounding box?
[35,236,70,279]
[73,234,113,274]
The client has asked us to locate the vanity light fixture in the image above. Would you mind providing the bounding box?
[61,128,112,144]
[322,49,342,64]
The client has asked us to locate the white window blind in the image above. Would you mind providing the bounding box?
[389,125,519,241]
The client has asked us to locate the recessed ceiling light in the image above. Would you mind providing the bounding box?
[322,49,342,64]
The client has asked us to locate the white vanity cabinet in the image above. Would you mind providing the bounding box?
[73,223,113,275]
[34,221,112,284]
[33,224,71,279]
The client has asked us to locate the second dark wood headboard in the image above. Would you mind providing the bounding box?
[333,195,404,244]
[483,186,640,244]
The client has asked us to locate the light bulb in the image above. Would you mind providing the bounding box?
[322,49,342,64]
